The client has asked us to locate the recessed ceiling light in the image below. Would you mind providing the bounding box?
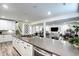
[1,16,5,18]
[2,4,8,9]
[48,11,51,15]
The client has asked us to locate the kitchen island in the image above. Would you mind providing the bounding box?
[21,36,79,56]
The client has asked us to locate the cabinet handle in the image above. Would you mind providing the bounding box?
[27,44,30,47]
[24,47,27,49]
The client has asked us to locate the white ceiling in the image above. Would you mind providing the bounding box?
[32,17,79,26]
[0,3,78,22]
[46,17,79,25]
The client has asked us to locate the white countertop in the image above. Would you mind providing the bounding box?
[22,37,79,56]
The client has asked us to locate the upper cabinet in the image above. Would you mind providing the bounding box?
[0,19,16,30]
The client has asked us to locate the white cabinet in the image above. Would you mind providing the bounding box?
[23,42,33,56]
[0,20,15,30]
[0,35,13,42]
[13,38,33,56]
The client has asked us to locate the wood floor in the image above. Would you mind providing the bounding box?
[0,41,20,56]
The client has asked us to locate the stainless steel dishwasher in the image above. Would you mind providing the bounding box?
[33,46,52,56]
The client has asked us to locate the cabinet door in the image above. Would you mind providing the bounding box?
[13,39,19,50]
[23,42,33,56]
[13,39,22,54]
[18,41,26,56]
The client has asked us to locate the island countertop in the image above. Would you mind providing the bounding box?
[21,37,79,56]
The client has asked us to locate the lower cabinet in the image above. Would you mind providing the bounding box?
[13,39,33,56]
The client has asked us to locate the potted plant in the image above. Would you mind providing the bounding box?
[68,25,79,48]
[16,29,21,39]
[69,37,79,48]
[73,25,79,37]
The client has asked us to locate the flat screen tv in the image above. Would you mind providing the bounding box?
[51,27,58,32]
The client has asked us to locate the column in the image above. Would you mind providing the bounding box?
[43,21,46,38]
